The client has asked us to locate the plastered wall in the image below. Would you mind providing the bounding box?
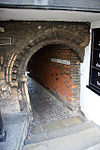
[80,21,100,125]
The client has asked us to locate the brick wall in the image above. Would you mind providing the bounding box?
[28,44,80,108]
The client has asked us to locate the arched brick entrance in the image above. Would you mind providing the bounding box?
[28,44,80,111]
[0,21,90,116]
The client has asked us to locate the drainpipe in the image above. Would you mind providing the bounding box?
[0,111,6,142]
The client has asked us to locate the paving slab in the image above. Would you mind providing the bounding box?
[25,133,48,145]
[0,113,28,150]
[24,143,50,150]
[86,143,100,150]
[63,116,82,127]
[30,125,42,135]
[25,119,95,145]
[42,119,65,132]
[24,125,100,150]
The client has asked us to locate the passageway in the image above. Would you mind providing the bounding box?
[26,44,80,125]
[25,74,86,146]
[24,43,86,146]
[26,44,81,125]
[25,44,81,143]
[27,75,72,127]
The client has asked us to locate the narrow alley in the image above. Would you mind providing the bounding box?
[25,75,86,145]
[23,75,100,150]
[24,44,85,146]
[27,75,72,126]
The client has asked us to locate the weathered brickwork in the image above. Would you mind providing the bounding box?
[0,21,90,113]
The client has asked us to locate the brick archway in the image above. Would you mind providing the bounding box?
[5,28,89,85]
[0,22,90,115]
[28,44,81,111]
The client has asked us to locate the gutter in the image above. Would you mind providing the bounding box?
[0,4,100,13]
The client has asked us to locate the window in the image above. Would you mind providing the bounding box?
[87,28,100,95]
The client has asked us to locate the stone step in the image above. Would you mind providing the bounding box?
[0,113,28,150]
[86,143,100,150]
[23,125,100,150]
[24,120,95,145]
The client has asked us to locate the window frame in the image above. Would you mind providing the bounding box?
[86,28,100,96]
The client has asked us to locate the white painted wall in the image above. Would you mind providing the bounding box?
[80,21,100,125]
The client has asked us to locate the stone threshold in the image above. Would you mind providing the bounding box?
[24,115,89,145]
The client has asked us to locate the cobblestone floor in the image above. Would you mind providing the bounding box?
[27,75,72,126]
[25,75,86,146]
